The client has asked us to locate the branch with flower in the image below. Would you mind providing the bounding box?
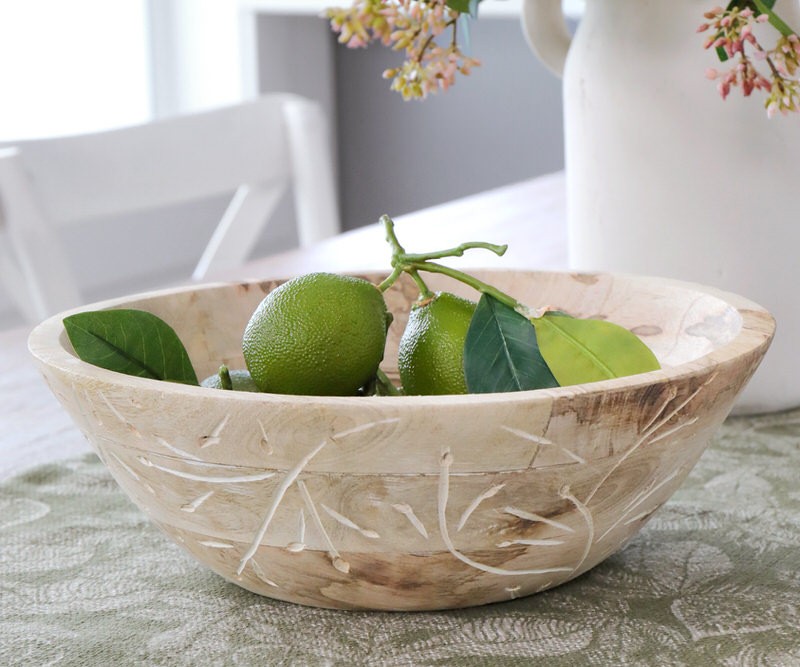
[324,0,481,99]
[325,0,800,115]
[699,2,800,116]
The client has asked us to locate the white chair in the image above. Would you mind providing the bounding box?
[0,93,340,324]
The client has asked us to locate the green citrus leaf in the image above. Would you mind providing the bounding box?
[63,309,199,385]
[464,294,559,394]
[532,313,660,387]
[446,0,479,16]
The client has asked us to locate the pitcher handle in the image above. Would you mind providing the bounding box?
[521,0,573,78]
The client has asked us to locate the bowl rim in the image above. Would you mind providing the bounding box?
[27,270,776,407]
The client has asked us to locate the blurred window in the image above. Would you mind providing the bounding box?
[0,0,152,141]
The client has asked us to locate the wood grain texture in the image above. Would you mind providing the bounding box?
[28,269,775,610]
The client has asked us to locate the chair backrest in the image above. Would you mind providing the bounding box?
[0,93,339,324]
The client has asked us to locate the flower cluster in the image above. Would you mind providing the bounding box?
[326,1,800,114]
[325,0,480,100]
[699,5,800,116]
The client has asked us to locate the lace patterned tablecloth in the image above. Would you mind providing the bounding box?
[3,408,800,667]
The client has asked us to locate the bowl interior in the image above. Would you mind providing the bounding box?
[54,269,746,383]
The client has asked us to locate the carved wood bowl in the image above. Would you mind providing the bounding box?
[28,270,774,611]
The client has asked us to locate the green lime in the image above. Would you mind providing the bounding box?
[398,291,476,395]
[242,272,390,396]
[201,368,260,392]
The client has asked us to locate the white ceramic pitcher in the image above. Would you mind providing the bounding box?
[522,0,800,414]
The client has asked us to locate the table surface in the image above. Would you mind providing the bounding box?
[5,171,800,666]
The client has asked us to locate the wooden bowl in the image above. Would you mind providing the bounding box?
[28,270,774,611]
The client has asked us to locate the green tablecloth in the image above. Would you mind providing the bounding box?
[3,408,800,667]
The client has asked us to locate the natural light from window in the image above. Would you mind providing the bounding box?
[0,0,151,141]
